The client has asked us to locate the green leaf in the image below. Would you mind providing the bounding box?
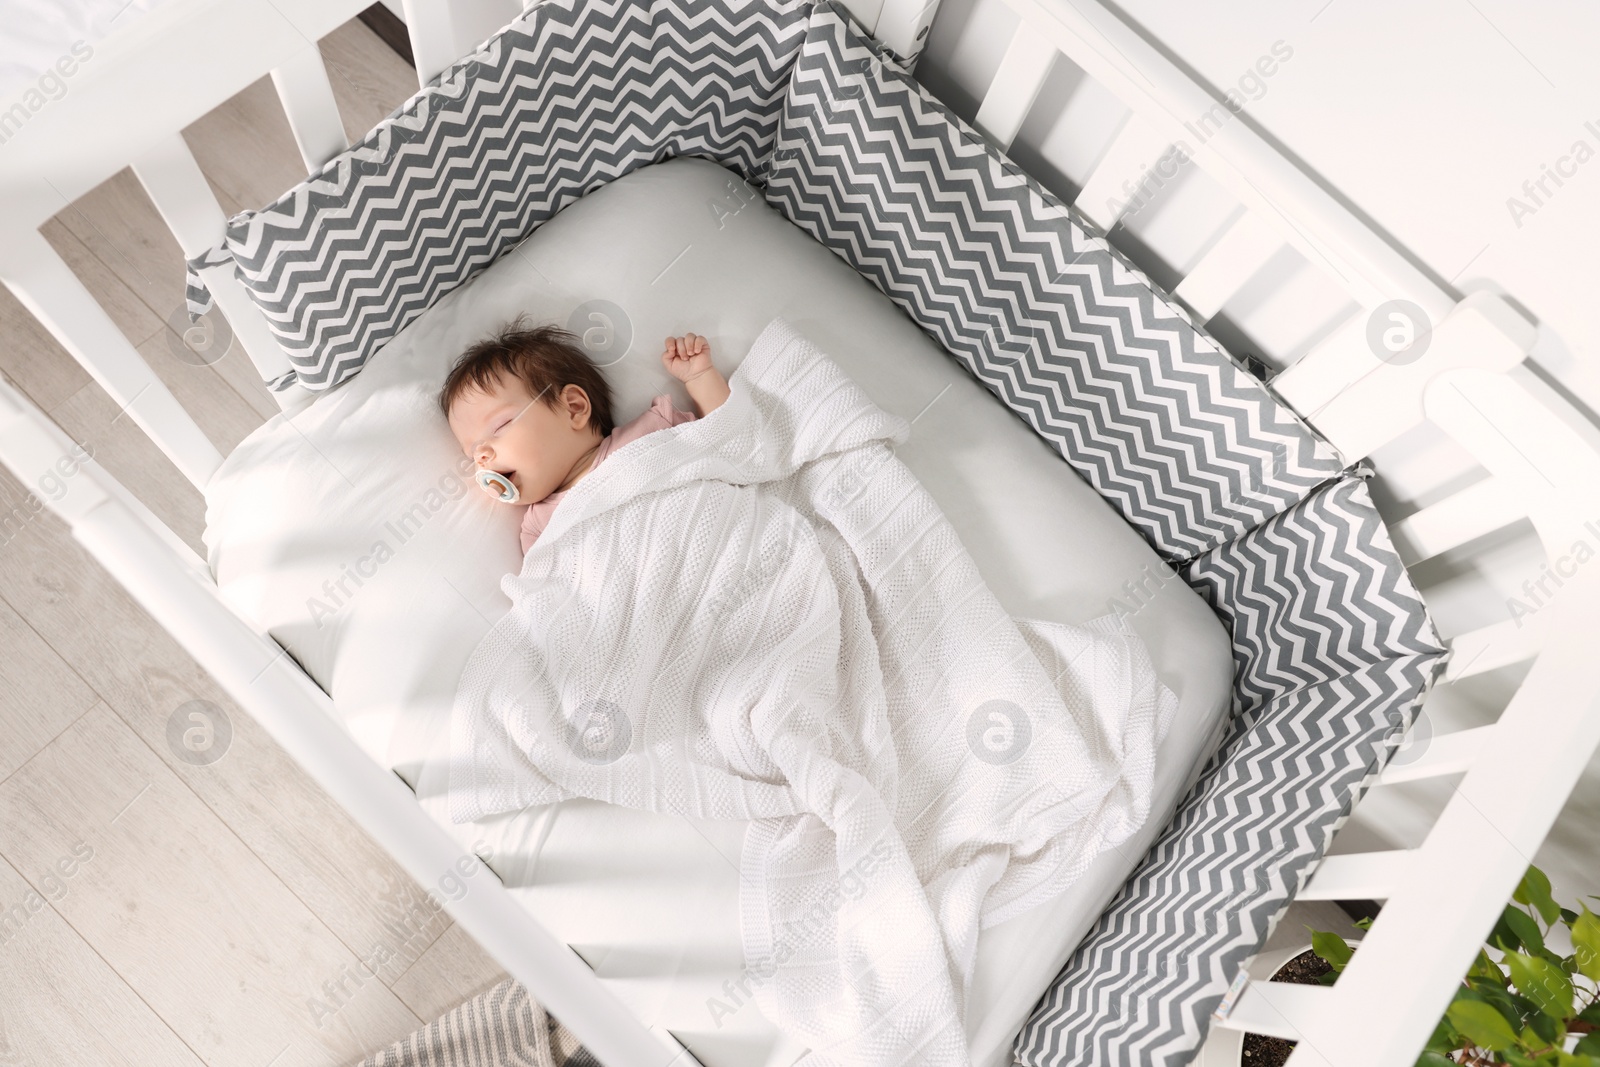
[1539,946,1571,970]
[1507,905,1549,954]
[1573,905,1600,982]
[1518,866,1563,927]
[1562,908,1581,926]
[1499,1045,1541,1067]
[1315,969,1338,986]
[1310,929,1353,972]
[1355,916,1374,931]
[1450,999,1522,1051]
[1470,949,1509,986]
[1460,983,1530,1034]
[1527,1007,1559,1044]
[1507,951,1574,1021]
[1578,1033,1600,1056]
[1494,907,1531,953]
[1424,1016,1459,1054]
[1579,1002,1600,1027]
[1414,1054,1456,1067]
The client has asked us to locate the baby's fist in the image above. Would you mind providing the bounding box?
[662,332,714,383]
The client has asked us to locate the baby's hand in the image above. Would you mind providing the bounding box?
[662,332,714,383]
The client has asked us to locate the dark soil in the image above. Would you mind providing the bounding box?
[1240,949,1333,1066]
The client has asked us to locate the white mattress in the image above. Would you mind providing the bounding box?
[204,156,1235,1067]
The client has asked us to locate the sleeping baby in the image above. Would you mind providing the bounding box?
[441,318,731,553]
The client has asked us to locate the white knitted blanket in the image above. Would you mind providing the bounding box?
[446,317,1176,1066]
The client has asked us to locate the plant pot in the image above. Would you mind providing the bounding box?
[1195,940,1359,1067]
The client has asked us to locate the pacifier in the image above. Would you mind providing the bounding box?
[475,468,520,504]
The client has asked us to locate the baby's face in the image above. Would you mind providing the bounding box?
[447,375,601,505]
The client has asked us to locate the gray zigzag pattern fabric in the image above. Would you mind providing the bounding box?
[757,1,1345,560]
[1014,477,1445,1064]
[207,0,812,392]
[1013,652,1442,1066]
[1185,474,1447,712]
[752,9,1447,1064]
[355,977,597,1067]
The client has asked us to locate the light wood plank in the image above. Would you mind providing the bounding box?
[0,496,453,988]
[135,324,269,457]
[182,76,318,213]
[318,19,422,145]
[0,704,423,1067]
[0,272,92,415]
[0,852,206,1067]
[389,921,510,1023]
[44,377,205,551]
[38,174,277,429]
[2,228,221,490]
[0,593,98,785]
[40,218,166,349]
[53,168,191,323]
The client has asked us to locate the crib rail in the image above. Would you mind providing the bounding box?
[1215,367,1600,1065]
[0,0,520,463]
[961,0,1541,466]
[933,0,1600,1063]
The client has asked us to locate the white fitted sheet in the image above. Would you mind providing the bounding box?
[204,156,1235,1067]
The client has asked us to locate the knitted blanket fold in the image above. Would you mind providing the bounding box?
[446,317,1177,1067]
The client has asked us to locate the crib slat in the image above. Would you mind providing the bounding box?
[1212,981,1333,1045]
[1173,210,1281,321]
[270,45,350,175]
[873,0,943,65]
[973,26,1058,152]
[1389,475,1526,565]
[400,0,461,85]
[1299,850,1412,901]
[1444,618,1543,683]
[129,135,303,410]
[1377,724,1493,785]
[0,230,222,488]
[1072,115,1172,232]
[1271,291,1536,462]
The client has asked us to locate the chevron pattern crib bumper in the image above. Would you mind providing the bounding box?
[187,0,814,392]
[755,8,1446,1062]
[194,0,1448,1063]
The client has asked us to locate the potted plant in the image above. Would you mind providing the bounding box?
[1201,865,1600,1067]
[1196,933,1359,1067]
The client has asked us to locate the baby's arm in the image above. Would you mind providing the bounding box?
[662,333,730,416]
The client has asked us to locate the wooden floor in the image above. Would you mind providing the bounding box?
[0,20,507,1067]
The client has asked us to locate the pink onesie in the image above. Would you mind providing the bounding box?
[520,394,697,553]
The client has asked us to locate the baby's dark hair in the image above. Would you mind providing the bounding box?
[439,318,615,437]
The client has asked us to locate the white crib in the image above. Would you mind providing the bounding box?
[0,1,1595,1065]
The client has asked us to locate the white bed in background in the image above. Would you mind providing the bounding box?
[202,154,1235,1067]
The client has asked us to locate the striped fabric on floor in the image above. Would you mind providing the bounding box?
[353,979,597,1067]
